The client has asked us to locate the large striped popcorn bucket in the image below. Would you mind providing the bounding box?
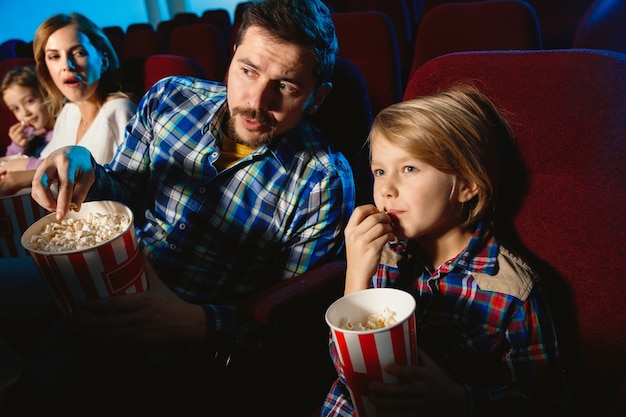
[0,188,48,258]
[21,200,148,316]
[325,288,417,417]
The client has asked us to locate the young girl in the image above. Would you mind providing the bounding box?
[322,85,571,416]
[1,65,54,163]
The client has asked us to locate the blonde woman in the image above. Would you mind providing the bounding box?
[35,12,136,163]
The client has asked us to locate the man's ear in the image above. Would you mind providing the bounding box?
[309,82,332,115]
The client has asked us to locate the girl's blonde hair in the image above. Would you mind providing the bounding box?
[370,84,515,227]
[33,13,131,117]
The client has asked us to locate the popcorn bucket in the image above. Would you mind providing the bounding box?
[0,188,48,258]
[325,288,417,417]
[21,200,148,316]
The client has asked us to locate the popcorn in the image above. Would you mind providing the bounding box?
[341,307,397,331]
[25,212,131,252]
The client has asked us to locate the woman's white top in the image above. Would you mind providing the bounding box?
[40,98,137,164]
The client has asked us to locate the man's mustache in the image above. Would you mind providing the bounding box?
[230,107,277,128]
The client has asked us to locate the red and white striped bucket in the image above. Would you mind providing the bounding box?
[0,188,48,258]
[21,200,147,316]
[326,288,417,417]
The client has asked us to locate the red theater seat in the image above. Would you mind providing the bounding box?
[332,11,403,116]
[168,23,229,82]
[410,0,542,74]
[347,0,414,83]
[404,48,626,417]
[122,28,167,63]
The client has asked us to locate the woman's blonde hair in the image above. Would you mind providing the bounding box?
[33,13,130,117]
[369,84,515,227]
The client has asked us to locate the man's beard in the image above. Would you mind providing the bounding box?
[227,107,277,148]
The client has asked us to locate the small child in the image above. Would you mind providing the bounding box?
[1,65,54,166]
[322,85,571,416]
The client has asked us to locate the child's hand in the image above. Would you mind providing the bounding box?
[368,347,468,417]
[8,121,32,148]
[344,204,395,294]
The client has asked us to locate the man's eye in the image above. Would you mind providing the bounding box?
[279,83,295,93]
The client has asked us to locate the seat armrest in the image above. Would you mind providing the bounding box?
[238,259,346,325]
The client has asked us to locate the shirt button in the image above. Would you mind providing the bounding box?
[179,223,186,230]
[169,243,177,250]
[199,187,206,194]
[211,152,219,159]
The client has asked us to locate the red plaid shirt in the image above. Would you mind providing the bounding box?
[322,222,572,416]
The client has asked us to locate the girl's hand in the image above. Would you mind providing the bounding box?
[8,121,31,148]
[344,204,395,294]
[368,347,468,417]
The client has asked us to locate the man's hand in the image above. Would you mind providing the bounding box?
[68,257,207,345]
[31,146,96,220]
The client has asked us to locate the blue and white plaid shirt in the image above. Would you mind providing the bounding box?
[87,76,355,338]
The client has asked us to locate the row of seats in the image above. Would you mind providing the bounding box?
[326,0,595,49]
[105,0,625,117]
[3,0,620,121]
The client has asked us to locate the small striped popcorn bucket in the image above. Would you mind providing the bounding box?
[326,288,417,417]
[0,188,48,258]
[21,200,148,316]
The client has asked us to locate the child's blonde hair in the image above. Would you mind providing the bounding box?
[369,84,515,227]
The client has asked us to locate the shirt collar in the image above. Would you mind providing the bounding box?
[444,222,498,275]
[236,120,313,169]
[389,221,499,276]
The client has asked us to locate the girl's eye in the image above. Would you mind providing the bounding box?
[373,168,385,177]
[74,49,88,58]
[403,166,416,173]
[46,54,59,60]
